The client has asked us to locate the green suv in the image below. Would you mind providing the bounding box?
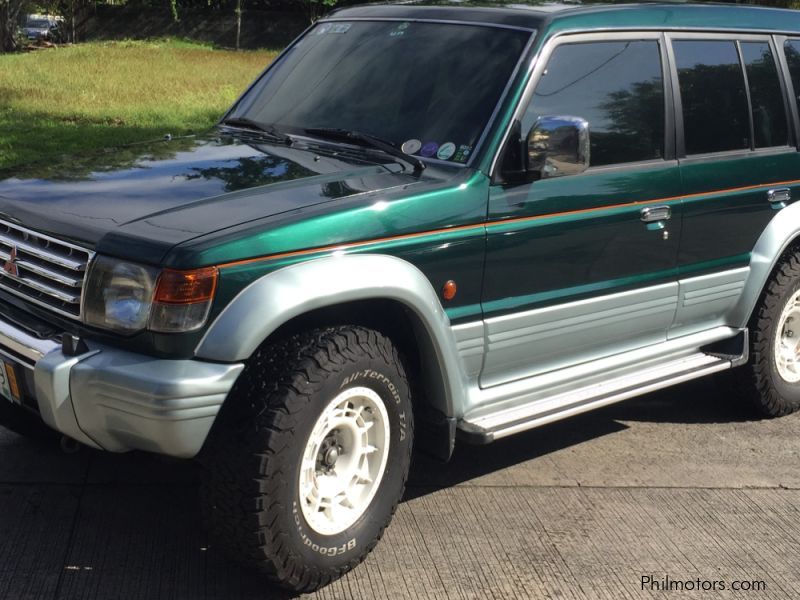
[2,1,800,591]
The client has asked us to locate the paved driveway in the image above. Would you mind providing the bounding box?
[0,377,797,599]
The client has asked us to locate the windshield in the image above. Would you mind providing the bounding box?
[28,20,51,28]
[228,20,531,164]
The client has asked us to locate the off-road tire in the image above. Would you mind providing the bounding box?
[732,249,800,417]
[201,326,413,593]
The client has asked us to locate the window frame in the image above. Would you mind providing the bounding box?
[490,31,676,182]
[775,35,800,151]
[666,31,795,162]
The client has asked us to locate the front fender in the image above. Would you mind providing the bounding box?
[195,254,468,417]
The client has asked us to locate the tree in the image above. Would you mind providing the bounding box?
[57,0,91,42]
[295,0,338,24]
[0,0,27,53]
[234,0,242,50]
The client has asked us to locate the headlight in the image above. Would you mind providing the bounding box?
[84,257,157,333]
[83,256,218,334]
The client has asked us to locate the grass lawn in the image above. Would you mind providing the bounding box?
[0,39,277,171]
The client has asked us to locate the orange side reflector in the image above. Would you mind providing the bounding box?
[5,364,20,401]
[442,280,457,301]
[154,267,218,305]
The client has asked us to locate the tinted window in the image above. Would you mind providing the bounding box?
[741,42,788,148]
[524,40,665,167]
[783,40,800,124]
[673,40,750,155]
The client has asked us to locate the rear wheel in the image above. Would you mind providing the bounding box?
[733,249,800,416]
[201,326,413,592]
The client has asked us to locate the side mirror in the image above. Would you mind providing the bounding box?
[527,116,590,179]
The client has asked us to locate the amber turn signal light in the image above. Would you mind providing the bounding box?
[442,280,457,301]
[154,267,218,305]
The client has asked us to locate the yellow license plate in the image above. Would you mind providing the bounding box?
[0,362,20,403]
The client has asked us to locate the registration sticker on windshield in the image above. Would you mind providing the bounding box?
[437,142,456,161]
[454,144,473,162]
[420,142,439,158]
[390,22,410,37]
[401,139,422,155]
[315,23,351,35]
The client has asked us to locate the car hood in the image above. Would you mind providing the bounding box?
[0,131,432,264]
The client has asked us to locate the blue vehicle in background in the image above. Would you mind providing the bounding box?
[22,17,60,42]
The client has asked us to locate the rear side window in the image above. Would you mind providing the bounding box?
[524,40,665,167]
[784,40,800,121]
[740,42,788,148]
[673,40,750,154]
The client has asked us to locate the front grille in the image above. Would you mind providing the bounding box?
[0,219,93,319]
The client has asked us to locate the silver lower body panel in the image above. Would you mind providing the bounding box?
[460,326,745,443]
[0,313,243,458]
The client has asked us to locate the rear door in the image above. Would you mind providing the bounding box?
[668,33,800,337]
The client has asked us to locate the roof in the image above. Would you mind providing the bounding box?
[328,2,800,34]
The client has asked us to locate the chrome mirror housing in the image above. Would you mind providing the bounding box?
[527,116,590,179]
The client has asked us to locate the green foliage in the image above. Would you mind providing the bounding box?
[0,40,276,170]
[298,0,338,22]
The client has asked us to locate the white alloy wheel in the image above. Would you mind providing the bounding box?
[299,386,391,536]
[774,289,800,383]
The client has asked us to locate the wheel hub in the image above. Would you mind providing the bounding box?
[775,290,800,383]
[317,433,342,471]
[299,387,391,536]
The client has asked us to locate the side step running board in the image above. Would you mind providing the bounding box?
[458,352,734,444]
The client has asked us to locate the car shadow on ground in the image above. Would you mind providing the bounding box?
[0,376,762,599]
[404,376,761,500]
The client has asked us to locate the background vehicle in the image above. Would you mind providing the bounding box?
[23,17,60,41]
[0,2,800,593]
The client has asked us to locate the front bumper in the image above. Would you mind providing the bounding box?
[0,313,244,458]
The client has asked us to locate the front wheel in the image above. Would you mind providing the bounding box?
[201,326,413,592]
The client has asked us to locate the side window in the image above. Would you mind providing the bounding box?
[740,42,788,148]
[673,40,750,155]
[523,40,665,167]
[784,40,800,121]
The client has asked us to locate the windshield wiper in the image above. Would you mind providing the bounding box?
[304,127,425,174]
[219,117,293,145]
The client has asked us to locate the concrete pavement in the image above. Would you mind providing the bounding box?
[0,377,797,599]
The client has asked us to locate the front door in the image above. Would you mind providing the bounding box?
[481,32,682,388]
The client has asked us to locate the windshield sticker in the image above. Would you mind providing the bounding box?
[315,23,351,35]
[401,139,422,155]
[420,142,439,158]
[390,22,410,37]
[436,142,456,161]
[454,144,473,162]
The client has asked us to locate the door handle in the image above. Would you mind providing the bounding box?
[767,188,791,208]
[640,205,671,223]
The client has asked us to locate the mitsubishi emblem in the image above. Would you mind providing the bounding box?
[3,247,19,277]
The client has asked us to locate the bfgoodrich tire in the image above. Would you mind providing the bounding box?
[201,326,413,592]
[733,249,800,417]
